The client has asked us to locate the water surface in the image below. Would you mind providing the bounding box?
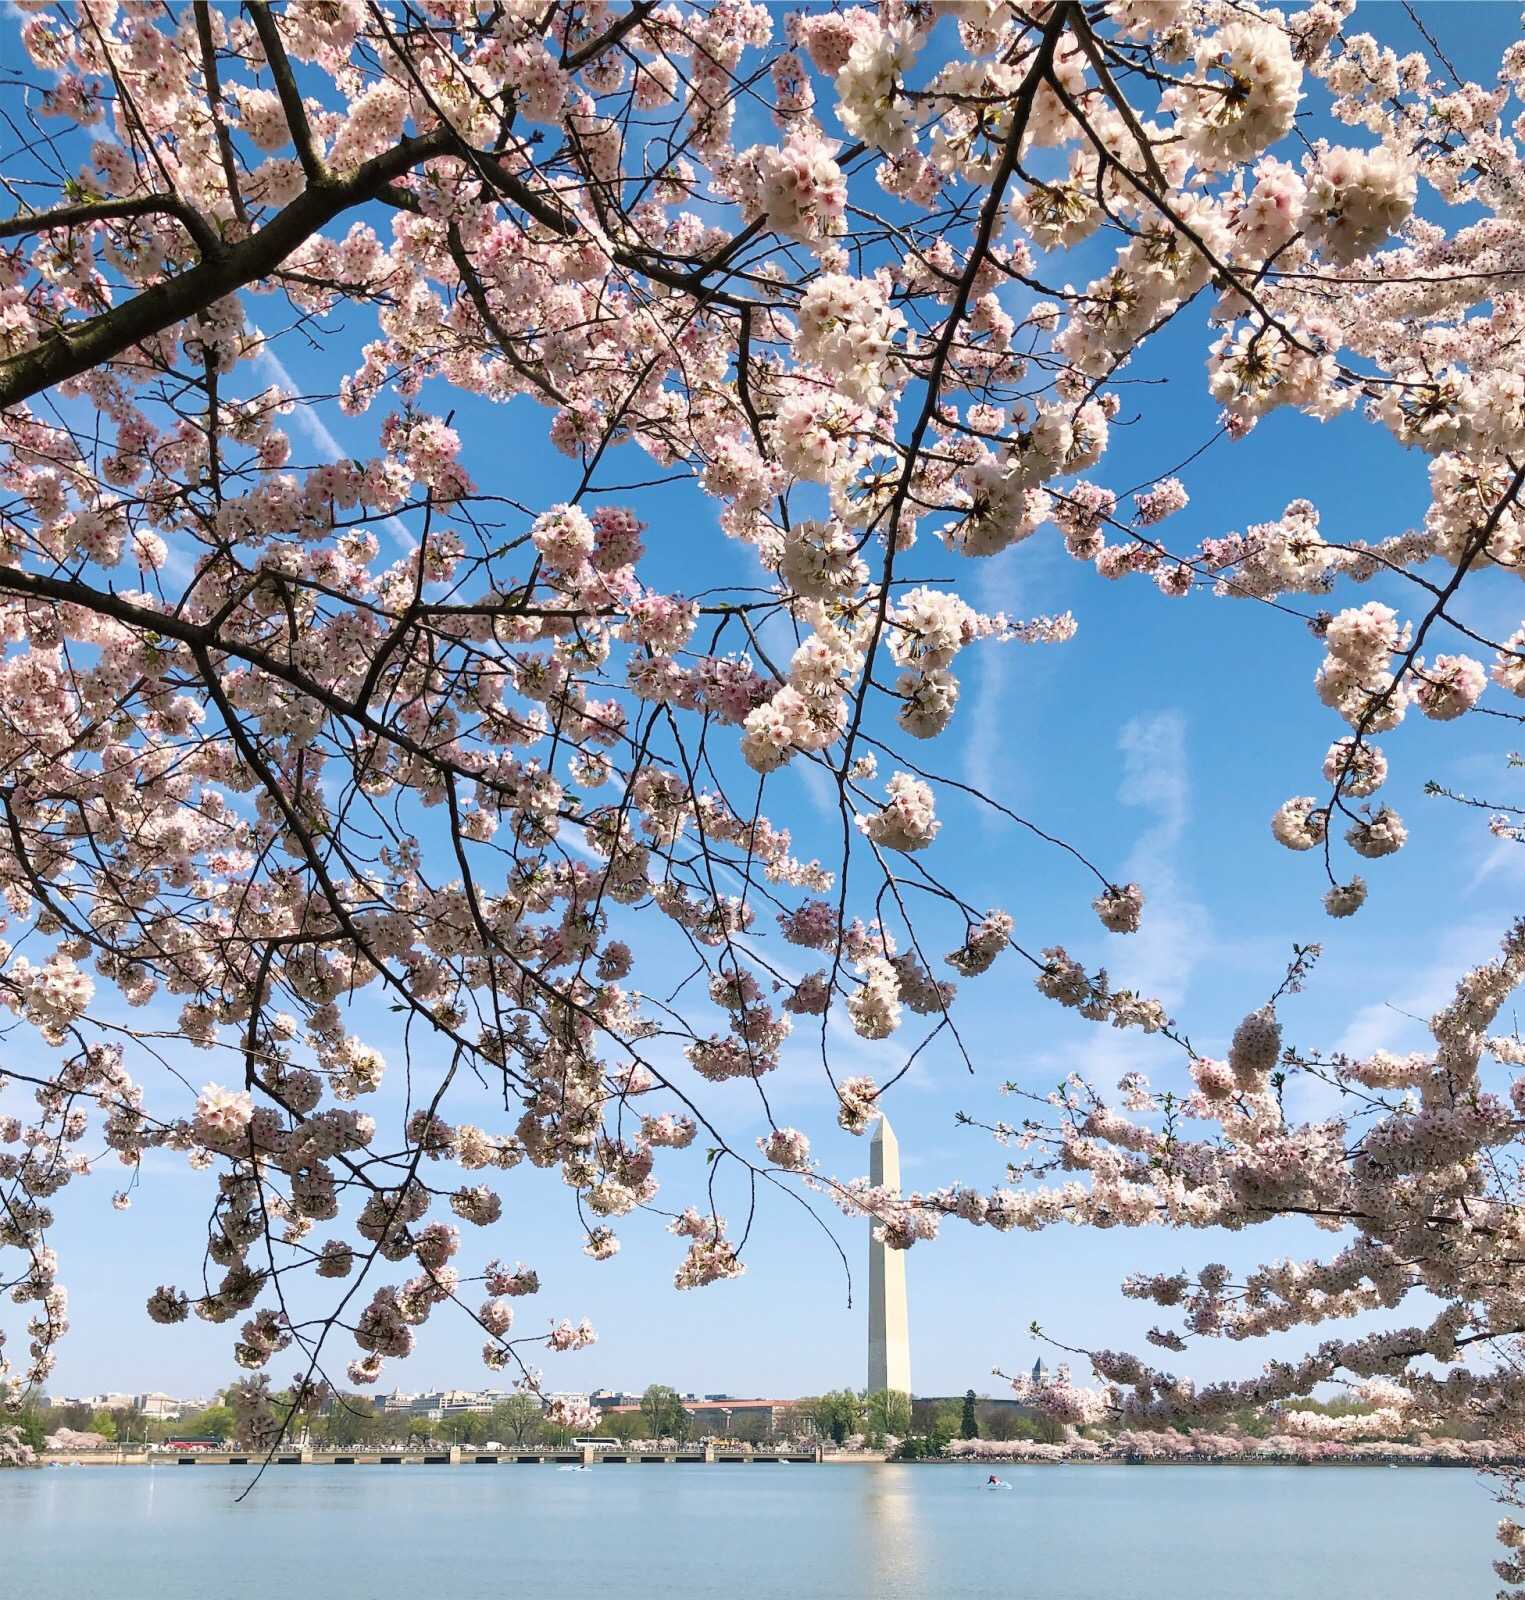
[0,1462,1500,1598]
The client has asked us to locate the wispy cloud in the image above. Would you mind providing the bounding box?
[249,338,412,551]
[793,755,840,825]
[1333,918,1511,1060]
[1113,708,1204,1009]
[1285,918,1502,1122]
[747,608,839,833]
[1052,709,1206,1086]
[961,540,1072,830]
[1466,832,1525,897]
[962,553,1023,811]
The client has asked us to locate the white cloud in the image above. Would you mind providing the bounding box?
[746,607,839,831]
[1288,917,1510,1122]
[249,338,411,550]
[793,755,840,827]
[1335,1001,1414,1062]
[1333,919,1505,1058]
[1465,832,1525,897]
[962,553,1023,811]
[961,540,1072,829]
[1112,708,1204,1009]
[1056,709,1207,1085]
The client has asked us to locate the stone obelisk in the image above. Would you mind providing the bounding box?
[867,1113,911,1396]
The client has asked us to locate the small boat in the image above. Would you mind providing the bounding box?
[985,1476,1012,1490]
[557,1464,591,1473]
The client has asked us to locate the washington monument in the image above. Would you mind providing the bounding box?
[867,1113,911,1395]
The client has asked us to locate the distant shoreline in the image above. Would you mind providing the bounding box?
[28,1449,1517,1472]
[883,1455,1511,1469]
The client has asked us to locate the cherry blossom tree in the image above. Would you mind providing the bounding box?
[4,0,1525,1575]
[0,1423,38,1467]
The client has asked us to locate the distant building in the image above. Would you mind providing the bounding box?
[395,1389,497,1420]
[1031,1359,1049,1386]
[445,1388,512,1416]
[603,1397,793,1436]
[590,1390,636,1411]
[374,1386,539,1421]
[541,1391,590,1414]
[135,1393,185,1420]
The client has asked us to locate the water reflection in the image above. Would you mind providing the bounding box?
[859,1467,926,1596]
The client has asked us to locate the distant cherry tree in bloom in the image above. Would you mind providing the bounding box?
[3,0,1525,1571]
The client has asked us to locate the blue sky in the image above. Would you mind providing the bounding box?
[3,3,1523,1405]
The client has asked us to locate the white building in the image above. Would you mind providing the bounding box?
[542,1392,590,1412]
[377,1387,520,1420]
[87,1393,136,1412]
[135,1393,185,1420]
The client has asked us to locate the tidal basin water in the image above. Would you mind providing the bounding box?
[0,1462,1503,1599]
